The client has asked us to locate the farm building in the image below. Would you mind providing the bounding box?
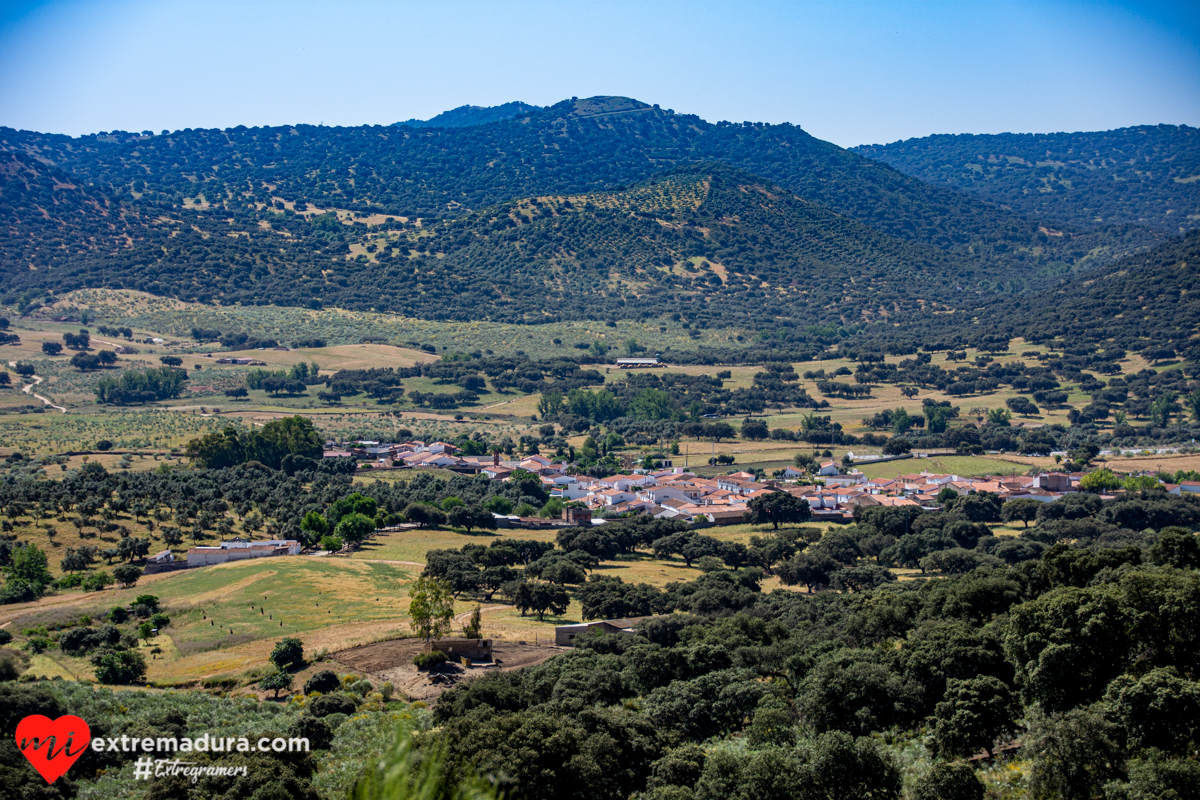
[555,616,657,646]
[615,357,665,369]
[186,538,301,567]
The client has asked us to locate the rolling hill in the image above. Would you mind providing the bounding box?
[0,161,1006,326]
[853,125,1200,233]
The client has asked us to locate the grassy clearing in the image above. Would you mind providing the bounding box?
[856,454,1045,480]
[0,410,230,455]
[17,557,421,685]
[27,289,740,359]
[6,511,1058,684]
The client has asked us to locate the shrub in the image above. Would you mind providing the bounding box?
[309,692,358,717]
[82,571,114,592]
[334,512,375,545]
[304,669,342,695]
[413,651,449,670]
[112,563,142,588]
[318,535,344,552]
[0,580,42,605]
[287,715,334,750]
[912,762,984,800]
[60,627,99,656]
[0,647,30,681]
[260,671,294,698]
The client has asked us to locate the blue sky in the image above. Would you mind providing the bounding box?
[0,0,1196,146]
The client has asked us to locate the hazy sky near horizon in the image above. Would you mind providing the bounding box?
[0,0,1196,147]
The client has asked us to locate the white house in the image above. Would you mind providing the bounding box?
[552,485,592,501]
[595,474,654,492]
[589,488,636,506]
[635,486,700,505]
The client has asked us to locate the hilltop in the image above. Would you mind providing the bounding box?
[394,101,541,128]
[854,124,1200,232]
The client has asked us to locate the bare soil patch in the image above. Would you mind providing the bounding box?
[333,637,561,703]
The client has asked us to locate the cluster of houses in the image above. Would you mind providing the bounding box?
[143,445,1198,575]
[550,469,770,524]
[324,440,1200,525]
[326,439,476,470]
[746,463,1198,522]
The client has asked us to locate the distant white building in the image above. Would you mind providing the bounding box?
[615,357,665,369]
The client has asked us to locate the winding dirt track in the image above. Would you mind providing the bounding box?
[8,361,66,412]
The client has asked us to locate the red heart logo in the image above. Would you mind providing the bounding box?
[15,715,91,784]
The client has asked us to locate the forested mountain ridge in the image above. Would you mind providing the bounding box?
[395,101,542,128]
[1,96,1158,273]
[853,124,1200,232]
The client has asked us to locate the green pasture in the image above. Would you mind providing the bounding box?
[856,454,1039,480]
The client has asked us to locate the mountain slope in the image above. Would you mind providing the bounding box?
[394,101,541,128]
[0,150,144,268]
[853,125,1200,233]
[414,163,977,324]
[1005,229,1200,349]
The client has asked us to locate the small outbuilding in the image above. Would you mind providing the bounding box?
[555,616,657,646]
